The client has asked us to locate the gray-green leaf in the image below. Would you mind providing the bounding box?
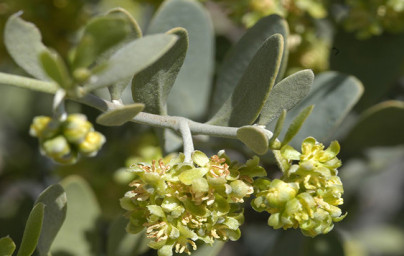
[84,34,178,92]
[35,184,67,256]
[273,71,363,147]
[71,15,132,69]
[147,0,214,119]
[106,8,143,100]
[258,69,314,125]
[208,34,284,127]
[107,216,148,256]
[51,176,102,256]
[4,13,52,81]
[211,14,288,115]
[132,27,188,115]
[191,241,225,256]
[96,103,144,126]
[39,50,72,89]
[343,100,404,154]
[282,105,314,146]
[237,126,271,155]
[16,203,45,256]
[0,237,16,256]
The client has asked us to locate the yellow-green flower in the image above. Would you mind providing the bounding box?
[253,137,346,237]
[121,150,266,256]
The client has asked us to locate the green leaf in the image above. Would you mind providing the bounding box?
[273,72,363,147]
[258,69,314,125]
[237,126,271,155]
[107,216,148,256]
[39,50,72,89]
[84,34,178,92]
[0,237,16,256]
[72,15,132,69]
[282,105,314,146]
[16,203,45,256]
[35,184,67,256]
[147,0,214,119]
[191,241,225,256]
[51,176,102,256]
[4,13,52,81]
[96,103,144,126]
[209,34,284,127]
[343,100,404,153]
[105,8,143,100]
[211,14,288,115]
[269,109,287,148]
[132,27,188,115]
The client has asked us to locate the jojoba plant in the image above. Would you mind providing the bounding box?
[0,0,364,255]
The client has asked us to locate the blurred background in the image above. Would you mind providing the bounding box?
[0,0,403,255]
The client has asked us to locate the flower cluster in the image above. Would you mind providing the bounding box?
[30,114,105,164]
[252,137,346,237]
[343,0,404,39]
[120,150,266,256]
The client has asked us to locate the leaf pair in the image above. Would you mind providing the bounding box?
[0,184,67,256]
[269,72,363,147]
[4,10,178,101]
[208,15,289,128]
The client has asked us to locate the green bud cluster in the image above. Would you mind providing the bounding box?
[252,137,346,237]
[29,114,106,164]
[120,150,267,256]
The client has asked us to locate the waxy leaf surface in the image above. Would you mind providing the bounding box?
[147,0,214,119]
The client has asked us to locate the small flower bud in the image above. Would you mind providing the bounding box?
[29,116,52,137]
[30,116,60,139]
[78,131,106,156]
[63,114,93,144]
[41,135,77,164]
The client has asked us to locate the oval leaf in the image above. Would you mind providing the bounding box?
[271,71,363,147]
[258,69,314,125]
[39,50,72,89]
[343,100,404,154]
[132,28,188,115]
[211,14,289,115]
[208,34,284,127]
[237,126,271,155]
[96,103,144,126]
[4,13,52,81]
[0,237,16,256]
[84,34,178,91]
[35,184,67,256]
[71,15,132,69]
[107,216,148,256]
[51,176,102,256]
[147,0,214,119]
[191,241,225,256]
[106,8,143,100]
[16,203,45,256]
